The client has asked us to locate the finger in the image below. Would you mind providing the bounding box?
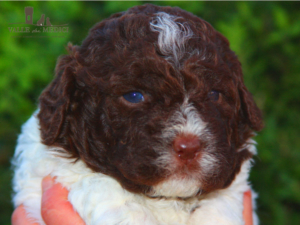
[41,176,85,225]
[11,205,39,225]
[243,190,253,225]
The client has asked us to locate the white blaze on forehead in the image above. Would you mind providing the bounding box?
[179,103,207,136]
[150,12,193,65]
[163,101,207,138]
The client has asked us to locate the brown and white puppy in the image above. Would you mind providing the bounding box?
[12,4,263,225]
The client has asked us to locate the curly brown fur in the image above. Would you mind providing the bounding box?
[38,4,263,195]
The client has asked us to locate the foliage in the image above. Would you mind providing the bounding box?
[0,1,299,225]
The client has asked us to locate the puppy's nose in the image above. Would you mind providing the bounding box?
[173,135,201,161]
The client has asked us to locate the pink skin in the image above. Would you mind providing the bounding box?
[243,189,254,225]
[12,176,253,225]
[11,176,84,225]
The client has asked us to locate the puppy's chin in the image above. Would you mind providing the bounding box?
[147,147,218,198]
[148,155,206,198]
[148,176,202,199]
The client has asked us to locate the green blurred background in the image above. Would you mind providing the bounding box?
[1,1,300,225]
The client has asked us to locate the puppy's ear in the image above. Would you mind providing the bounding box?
[238,79,264,132]
[38,44,79,146]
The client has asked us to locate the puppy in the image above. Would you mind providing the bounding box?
[12,4,263,225]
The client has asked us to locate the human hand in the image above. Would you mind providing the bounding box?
[243,189,254,225]
[12,177,253,225]
[11,176,85,225]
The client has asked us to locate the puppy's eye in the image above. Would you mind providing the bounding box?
[123,91,144,103]
[208,91,220,102]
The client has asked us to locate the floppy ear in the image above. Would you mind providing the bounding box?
[225,50,264,132]
[38,44,79,147]
[238,81,264,132]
